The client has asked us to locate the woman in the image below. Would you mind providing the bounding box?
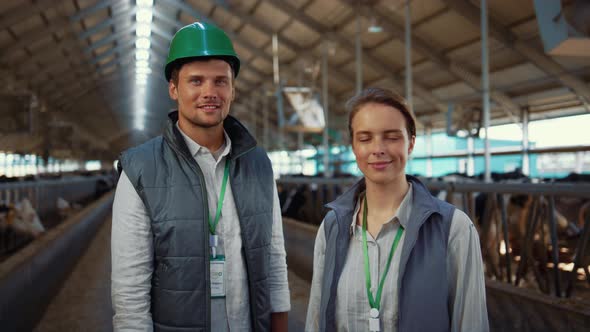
[305,87,488,332]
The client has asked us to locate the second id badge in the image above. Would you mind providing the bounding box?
[210,255,226,298]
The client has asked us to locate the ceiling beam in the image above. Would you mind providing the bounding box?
[358,2,521,123]
[0,133,44,152]
[0,70,110,152]
[83,23,135,54]
[0,0,56,31]
[69,0,115,22]
[0,16,71,60]
[78,8,135,40]
[212,0,352,86]
[265,0,446,113]
[12,35,90,71]
[446,0,590,103]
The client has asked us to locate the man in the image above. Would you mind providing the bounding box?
[111,22,290,332]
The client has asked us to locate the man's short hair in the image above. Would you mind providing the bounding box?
[169,56,237,86]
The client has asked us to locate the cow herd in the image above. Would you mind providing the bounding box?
[0,198,45,259]
[432,171,589,297]
[0,171,117,261]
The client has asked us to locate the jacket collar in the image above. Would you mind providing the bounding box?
[164,110,257,160]
[325,175,443,232]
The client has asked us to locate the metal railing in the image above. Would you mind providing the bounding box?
[0,175,113,258]
[277,176,590,298]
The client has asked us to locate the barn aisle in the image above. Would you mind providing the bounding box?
[34,217,113,332]
[31,216,311,332]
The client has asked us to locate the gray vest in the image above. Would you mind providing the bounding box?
[319,175,455,332]
[120,112,275,332]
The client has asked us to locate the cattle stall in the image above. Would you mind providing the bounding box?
[277,176,590,298]
[0,173,116,260]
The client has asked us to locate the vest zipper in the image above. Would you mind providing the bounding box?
[166,130,256,331]
[170,143,212,332]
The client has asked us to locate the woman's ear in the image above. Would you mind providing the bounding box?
[408,135,416,155]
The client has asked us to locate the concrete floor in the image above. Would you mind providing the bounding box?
[33,217,310,332]
[34,218,114,332]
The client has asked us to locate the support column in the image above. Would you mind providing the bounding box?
[322,42,331,177]
[297,131,304,173]
[355,6,363,94]
[467,136,475,176]
[575,151,584,173]
[481,0,492,182]
[425,125,433,177]
[263,91,269,150]
[521,107,530,175]
[272,33,284,151]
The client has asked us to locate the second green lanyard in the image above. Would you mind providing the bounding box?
[209,160,230,258]
[361,194,404,330]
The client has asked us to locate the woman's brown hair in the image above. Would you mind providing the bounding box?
[345,87,416,141]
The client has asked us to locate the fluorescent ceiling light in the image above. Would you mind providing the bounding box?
[137,0,154,6]
[136,24,151,37]
[368,25,382,33]
[134,1,153,113]
[136,38,151,49]
[136,60,149,68]
[135,50,150,60]
[367,16,382,33]
[136,67,152,74]
[137,9,153,23]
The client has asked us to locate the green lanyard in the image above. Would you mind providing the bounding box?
[361,194,404,312]
[208,160,230,235]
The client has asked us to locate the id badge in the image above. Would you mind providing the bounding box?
[210,255,225,298]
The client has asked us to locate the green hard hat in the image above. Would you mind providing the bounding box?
[164,22,240,81]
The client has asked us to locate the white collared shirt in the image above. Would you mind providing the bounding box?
[305,183,489,332]
[112,124,290,331]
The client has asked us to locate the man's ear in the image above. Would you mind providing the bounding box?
[168,80,178,100]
